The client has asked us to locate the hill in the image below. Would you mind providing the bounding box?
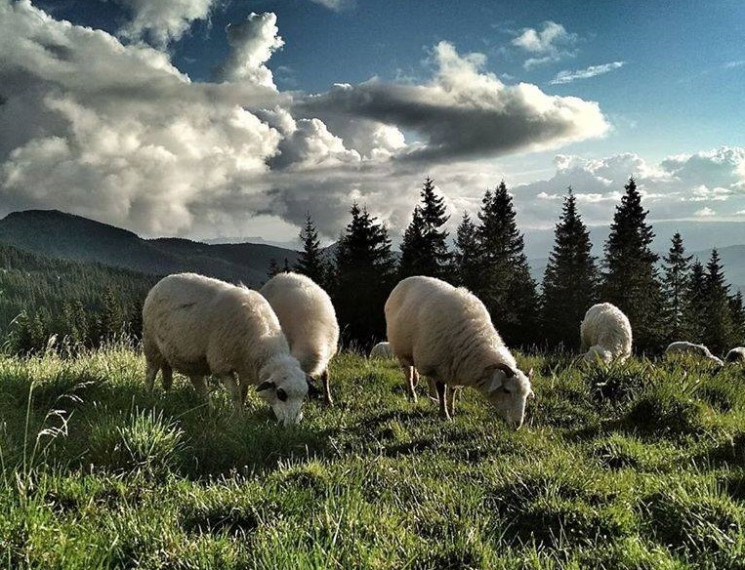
[0,210,300,286]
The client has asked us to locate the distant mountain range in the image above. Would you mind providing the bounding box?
[0,210,300,286]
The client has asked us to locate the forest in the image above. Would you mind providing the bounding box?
[1,176,743,356]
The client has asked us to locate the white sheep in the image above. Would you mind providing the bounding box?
[725,347,745,363]
[142,273,309,425]
[384,276,534,428]
[369,341,394,360]
[260,272,339,405]
[580,303,632,363]
[665,341,724,366]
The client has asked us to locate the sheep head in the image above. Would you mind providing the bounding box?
[482,363,534,430]
[256,357,309,425]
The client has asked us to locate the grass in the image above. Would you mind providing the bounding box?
[1,344,745,568]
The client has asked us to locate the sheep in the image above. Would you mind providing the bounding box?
[142,273,309,425]
[260,272,339,405]
[384,275,534,428]
[369,341,394,360]
[725,347,745,363]
[580,303,632,363]
[665,341,724,366]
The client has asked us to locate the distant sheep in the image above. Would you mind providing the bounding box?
[369,341,394,360]
[260,272,339,405]
[385,276,533,428]
[580,303,632,363]
[725,347,745,363]
[665,341,724,366]
[142,273,308,425]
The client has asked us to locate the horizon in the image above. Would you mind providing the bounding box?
[1,1,744,249]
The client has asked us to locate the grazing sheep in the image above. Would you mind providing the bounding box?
[369,341,394,360]
[385,276,534,428]
[142,273,309,425]
[665,341,724,366]
[260,272,339,405]
[725,347,745,363]
[580,303,632,363]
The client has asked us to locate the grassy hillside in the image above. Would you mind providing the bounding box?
[0,210,300,286]
[1,347,744,568]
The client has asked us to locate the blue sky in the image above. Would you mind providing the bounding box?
[2,0,745,254]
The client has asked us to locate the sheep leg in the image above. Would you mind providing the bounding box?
[427,377,439,402]
[220,374,243,412]
[436,380,451,421]
[446,386,457,417]
[161,364,173,391]
[190,376,209,399]
[404,366,418,403]
[321,368,333,407]
[144,360,159,392]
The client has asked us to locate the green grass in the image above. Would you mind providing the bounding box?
[1,345,745,568]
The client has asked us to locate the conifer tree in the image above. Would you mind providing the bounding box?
[701,249,735,353]
[602,177,661,351]
[541,189,599,349]
[333,204,395,345]
[398,178,451,279]
[661,232,693,342]
[398,207,429,278]
[684,260,707,341]
[294,214,328,286]
[453,212,481,291]
[475,181,539,346]
[729,291,745,344]
[267,258,281,279]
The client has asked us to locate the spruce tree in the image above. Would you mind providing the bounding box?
[267,258,281,279]
[453,212,482,291]
[541,189,599,349]
[602,177,661,352]
[333,204,395,345]
[661,232,693,343]
[683,260,707,342]
[475,181,539,346]
[729,291,745,345]
[294,214,328,286]
[398,207,429,278]
[398,178,451,280]
[701,249,735,353]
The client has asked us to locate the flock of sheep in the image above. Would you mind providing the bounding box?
[141,272,745,429]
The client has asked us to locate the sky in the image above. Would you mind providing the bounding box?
[0,0,744,257]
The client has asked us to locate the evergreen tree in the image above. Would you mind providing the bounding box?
[701,249,735,353]
[453,212,482,291]
[333,204,395,345]
[398,207,429,278]
[660,232,693,342]
[294,214,328,286]
[729,291,745,345]
[683,260,707,342]
[541,189,599,349]
[398,178,451,279]
[475,181,539,346]
[602,177,661,352]
[267,258,281,279]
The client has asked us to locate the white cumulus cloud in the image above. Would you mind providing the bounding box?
[511,21,578,69]
[116,0,217,47]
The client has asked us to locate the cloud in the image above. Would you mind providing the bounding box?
[511,21,578,69]
[214,12,285,89]
[298,41,610,162]
[308,0,350,11]
[116,0,217,47]
[695,207,716,217]
[724,60,745,69]
[550,62,625,85]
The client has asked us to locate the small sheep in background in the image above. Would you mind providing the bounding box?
[142,273,309,425]
[725,347,745,363]
[665,341,724,366]
[369,341,394,360]
[580,303,632,363]
[260,272,339,405]
[385,276,533,428]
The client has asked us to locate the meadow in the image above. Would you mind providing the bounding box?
[1,344,744,569]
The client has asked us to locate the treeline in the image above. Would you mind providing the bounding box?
[279,177,745,355]
[0,244,157,353]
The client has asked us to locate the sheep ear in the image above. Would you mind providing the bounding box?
[486,374,503,393]
[256,381,276,392]
[276,388,288,402]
